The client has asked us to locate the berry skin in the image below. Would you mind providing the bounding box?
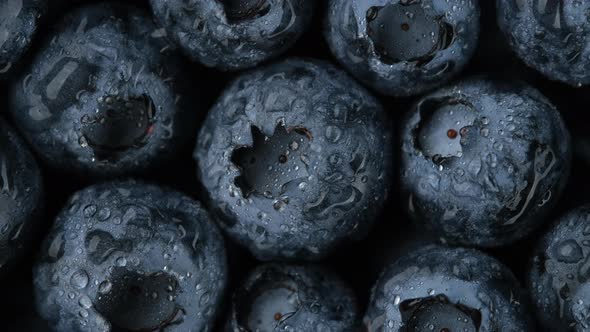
[325,0,480,97]
[528,205,590,331]
[400,79,571,247]
[10,3,199,177]
[0,0,46,78]
[0,117,43,276]
[149,0,315,71]
[364,245,535,331]
[194,58,393,261]
[226,263,359,332]
[497,0,590,86]
[33,180,227,332]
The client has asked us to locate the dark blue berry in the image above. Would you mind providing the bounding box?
[194,58,393,260]
[226,263,359,331]
[0,0,46,78]
[10,3,200,177]
[325,0,480,97]
[33,180,227,331]
[400,79,571,247]
[497,0,590,86]
[364,245,535,331]
[0,117,43,276]
[149,0,315,70]
[528,204,590,331]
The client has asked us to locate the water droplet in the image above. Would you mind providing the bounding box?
[70,270,89,289]
[79,309,89,318]
[115,256,127,267]
[83,205,97,217]
[79,295,92,309]
[98,280,112,294]
[97,208,111,221]
[556,240,584,263]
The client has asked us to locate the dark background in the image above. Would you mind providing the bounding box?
[1,0,589,330]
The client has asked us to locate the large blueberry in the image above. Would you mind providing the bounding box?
[0,117,43,276]
[0,0,46,78]
[226,263,359,331]
[528,204,590,331]
[325,0,480,97]
[400,79,571,247]
[194,58,393,260]
[10,3,199,177]
[33,180,227,331]
[149,0,315,71]
[364,245,534,331]
[497,0,590,86]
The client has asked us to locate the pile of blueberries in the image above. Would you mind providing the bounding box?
[2,0,590,331]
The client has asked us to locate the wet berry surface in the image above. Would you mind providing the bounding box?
[1,0,590,331]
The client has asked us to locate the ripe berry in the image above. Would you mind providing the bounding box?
[0,117,43,276]
[364,245,535,331]
[33,180,227,331]
[325,0,480,96]
[194,58,393,260]
[149,0,315,70]
[227,263,359,331]
[10,3,200,177]
[0,0,46,78]
[497,0,590,86]
[528,204,590,330]
[400,79,571,247]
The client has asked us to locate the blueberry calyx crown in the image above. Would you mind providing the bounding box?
[413,97,476,165]
[80,94,156,162]
[400,294,480,332]
[94,267,183,331]
[231,122,312,200]
[366,1,454,65]
[218,0,271,24]
[236,277,301,330]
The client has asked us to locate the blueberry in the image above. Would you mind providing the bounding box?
[325,0,480,97]
[364,245,535,331]
[0,117,43,275]
[527,204,590,330]
[0,0,46,77]
[149,0,315,71]
[497,0,590,86]
[33,180,227,331]
[226,263,359,331]
[194,58,393,260]
[400,79,571,247]
[10,3,199,177]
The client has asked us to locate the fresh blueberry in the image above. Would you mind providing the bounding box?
[194,58,393,260]
[33,180,227,331]
[10,3,199,177]
[324,0,480,97]
[497,0,590,86]
[364,245,535,331]
[0,117,43,276]
[528,204,590,331]
[226,263,359,331]
[0,0,46,78]
[400,78,571,247]
[149,0,315,71]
